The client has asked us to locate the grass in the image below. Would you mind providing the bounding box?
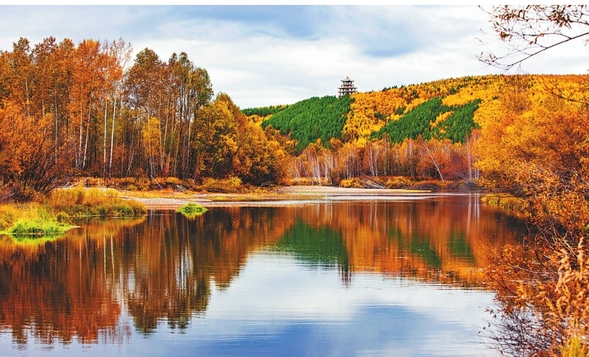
[122,189,196,199]
[176,203,208,218]
[481,193,528,215]
[6,218,74,237]
[0,203,77,238]
[48,187,146,218]
[0,186,147,240]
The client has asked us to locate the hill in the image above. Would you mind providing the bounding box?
[244,74,584,151]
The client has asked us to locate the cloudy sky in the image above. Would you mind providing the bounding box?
[1,5,588,108]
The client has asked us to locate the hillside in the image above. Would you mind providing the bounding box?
[259,96,353,152]
[244,74,586,150]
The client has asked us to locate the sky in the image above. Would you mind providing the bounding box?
[1,5,588,109]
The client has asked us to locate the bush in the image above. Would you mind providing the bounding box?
[339,178,363,188]
[385,176,413,189]
[163,177,183,185]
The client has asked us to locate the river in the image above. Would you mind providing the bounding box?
[0,193,527,356]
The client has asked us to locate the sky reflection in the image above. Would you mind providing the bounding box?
[169,253,497,357]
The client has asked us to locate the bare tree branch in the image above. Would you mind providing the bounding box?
[478,5,589,70]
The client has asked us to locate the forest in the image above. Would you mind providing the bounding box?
[2,36,589,200]
[248,73,589,189]
[0,37,288,201]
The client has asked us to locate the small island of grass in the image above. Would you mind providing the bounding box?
[176,203,208,218]
[4,218,76,237]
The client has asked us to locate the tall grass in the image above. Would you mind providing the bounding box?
[0,187,146,239]
[48,187,146,218]
[0,204,23,232]
[7,218,72,237]
[0,203,75,238]
[481,193,528,215]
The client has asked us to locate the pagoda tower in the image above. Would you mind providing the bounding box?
[338,76,357,97]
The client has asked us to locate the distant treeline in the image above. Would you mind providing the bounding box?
[241,105,290,117]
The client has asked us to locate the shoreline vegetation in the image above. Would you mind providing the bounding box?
[113,175,489,209]
[0,186,146,239]
[0,177,506,239]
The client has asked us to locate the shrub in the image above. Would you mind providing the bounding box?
[339,178,363,188]
[164,177,183,185]
[385,177,413,189]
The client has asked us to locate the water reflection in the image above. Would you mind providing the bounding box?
[0,195,527,355]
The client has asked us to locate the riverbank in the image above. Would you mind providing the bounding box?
[123,185,473,210]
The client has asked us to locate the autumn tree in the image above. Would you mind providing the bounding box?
[169,52,214,178]
[0,38,34,116]
[123,48,168,178]
[0,101,70,200]
[479,6,589,355]
[102,39,132,179]
[219,93,287,185]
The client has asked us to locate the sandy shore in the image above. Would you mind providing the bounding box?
[124,185,449,210]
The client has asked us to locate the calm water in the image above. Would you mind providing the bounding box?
[0,194,527,357]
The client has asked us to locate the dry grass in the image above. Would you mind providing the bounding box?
[48,187,146,218]
[0,204,39,231]
[0,203,75,238]
[121,189,194,199]
[0,187,147,239]
[481,193,528,215]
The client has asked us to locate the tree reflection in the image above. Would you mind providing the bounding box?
[0,218,145,345]
[104,207,296,333]
[291,198,526,287]
[272,218,352,284]
[0,197,526,346]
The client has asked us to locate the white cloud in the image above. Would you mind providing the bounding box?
[1,5,588,108]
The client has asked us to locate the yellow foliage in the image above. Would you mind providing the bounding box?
[430,111,452,129]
